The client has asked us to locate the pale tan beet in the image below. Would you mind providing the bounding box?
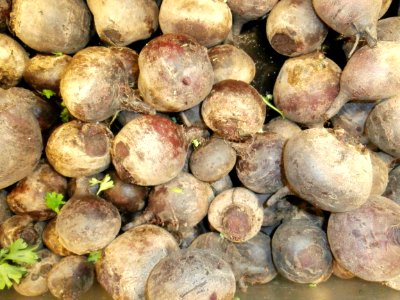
[328,196,400,281]
[267,0,328,57]
[47,255,94,299]
[146,249,236,300]
[0,215,44,247]
[365,95,400,158]
[159,0,232,47]
[332,259,354,280]
[379,0,393,18]
[23,54,72,93]
[312,0,381,47]
[14,249,60,297]
[263,117,302,140]
[138,33,213,112]
[88,0,158,46]
[0,0,10,32]
[10,0,91,54]
[110,47,139,88]
[46,121,113,178]
[0,88,42,189]
[370,151,391,195]
[43,219,73,257]
[6,161,67,221]
[0,33,29,88]
[202,80,266,141]
[208,44,256,84]
[273,51,341,126]
[377,17,400,41]
[56,194,121,254]
[208,187,263,243]
[61,46,155,122]
[96,225,179,300]
[324,42,400,119]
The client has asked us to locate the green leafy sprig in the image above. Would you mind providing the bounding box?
[89,174,114,195]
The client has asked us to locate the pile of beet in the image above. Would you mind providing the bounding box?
[0,0,400,299]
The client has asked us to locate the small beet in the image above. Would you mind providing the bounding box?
[263,117,301,141]
[0,215,44,247]
[383,165,400,204]
[43,219,73,257]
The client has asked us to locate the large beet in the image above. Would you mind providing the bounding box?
[328,196,400,281]
[377,16,400,41]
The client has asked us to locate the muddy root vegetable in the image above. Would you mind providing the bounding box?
[190,232,277,292]
[0,33,29,88]
[272,219,333,284]
[159,0,232,47]
[208,187,263,243]
[312,0,381,49]
[328,195,400,281]
[210,175,233,196]
[0,215,44,247]
[138,33,214,112]
[0,88,43,189]
[201,80,266,141]
[377,16,400,41]
[208,44,256,84]
[96,224,179,299]
[325,42,400,119]
[10,0,91,54]
[0,0,10,32]
[273,51,341,126]
[46,120,113,178]
[370,151,391,195]
[43,219,73,257]
[332,259,354,280]
[61,46,155,122]
[88,0,158,46]
[146,249,236,300]
[110,47,139,88]
[365,95,400,158]
[47,255,94,300]
[267,0,328,57]
[383,165,400,204]
[263,117,301,140]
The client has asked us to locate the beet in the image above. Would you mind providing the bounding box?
[0,215,44,248]
[383,165,400,204]
[87,0,158,46]
[267,0,328,57]
[146,249,236,300]
[377,16,400,41]
[210,175,233,196]
[328,195,400,281]
[43,219,73,257]
[0,0,10,32]
[369,151,391,195]
[263,117,302,140]
[272,219,333,284]
[109,47,139,88]
[273,51,341,126]
[0,190,12,225]
[201,79,266,141]
[138,33,214,112]
[332,259,354,280]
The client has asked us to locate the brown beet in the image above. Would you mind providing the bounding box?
[138,33,213,112]
[370,151,391,195]
[42,219,73,257]
[109,47,139,88]
[263,117,302,140]
[383,165,400,204]
[0,190,12,225]
[0,0,10,32]
[0,215,44,248]
[332,259,354,280]
[267,0,328,57]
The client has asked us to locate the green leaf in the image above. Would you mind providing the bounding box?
[5,239,38,265]
[191,139,201,148]
[232,297,240,300]
[87,250,102,264]
[261,94,285,119]
[44,192,66,214]
[52,51,64,57]
[60,105,71,123]
[170,187,183,194]
[219,232,225,239]
[309,283,317,288]
[170,116,177,123]
[0,263,26,289]
[39,89,56,99]
[89,174,114,195]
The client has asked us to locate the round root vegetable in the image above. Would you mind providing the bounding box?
[10,0,91,54]
[0,215,44,247]
[0,0,10,32]
[0,33,29,88]
[365,95,400,158]
[201,80,266,141]
[268,128,373,212]
[267,0,328,57]
[6,161,67,221]
[263,117,301,141]
[14,249,60,297]
[61,46,155,122]
[112,114,192,186]
[383,165,400,204]
[123,172,213,237]
[273,51,341,126]
[208,44,256,84]
[379,0,393,18]
[138,33,213,112]
[56,194,121,254]
[0,88,42,189]
[328,195,400,281]
[0,190,12,224]
[234,132,285,194]
[43,219,73,257]
[110,47,139,88]
[272,219,333,284]
[189,137,236,182]
[312,0,381,49]
[46,120,113,177]
[23,54,72,93]
[331,102,375,144]
[146,249,236,300]
[210,174,233,196]
[208,187,263,243]
[369,151,391,195]
[159,0,232,47]
[332,259,354,280]
[377,16,400,41]
[102,171,148,213]
[47,255,94,300]
[96,224,179,299]
[324,41,400,119]
[190,232,277,292]
[88,0,158,46]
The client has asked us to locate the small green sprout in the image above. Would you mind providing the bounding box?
[309,283,317,288]
[170,116,177,123]
[60,102,71,123]
[170,187,183,194]
[232,297,240,300]
[44,192,66,214]
[39,89,56,99]
[261,94,285,119]
[52,51,64,57]
[219,232,225,239]
[191,139,201,148]
[89,174,114,195]
[87,250,102,263]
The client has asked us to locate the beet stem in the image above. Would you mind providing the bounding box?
[122,211,154,231]
[265,186,292,207]
[120,89,156,115]
[324,89,350,120]
[347,33,360,59]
